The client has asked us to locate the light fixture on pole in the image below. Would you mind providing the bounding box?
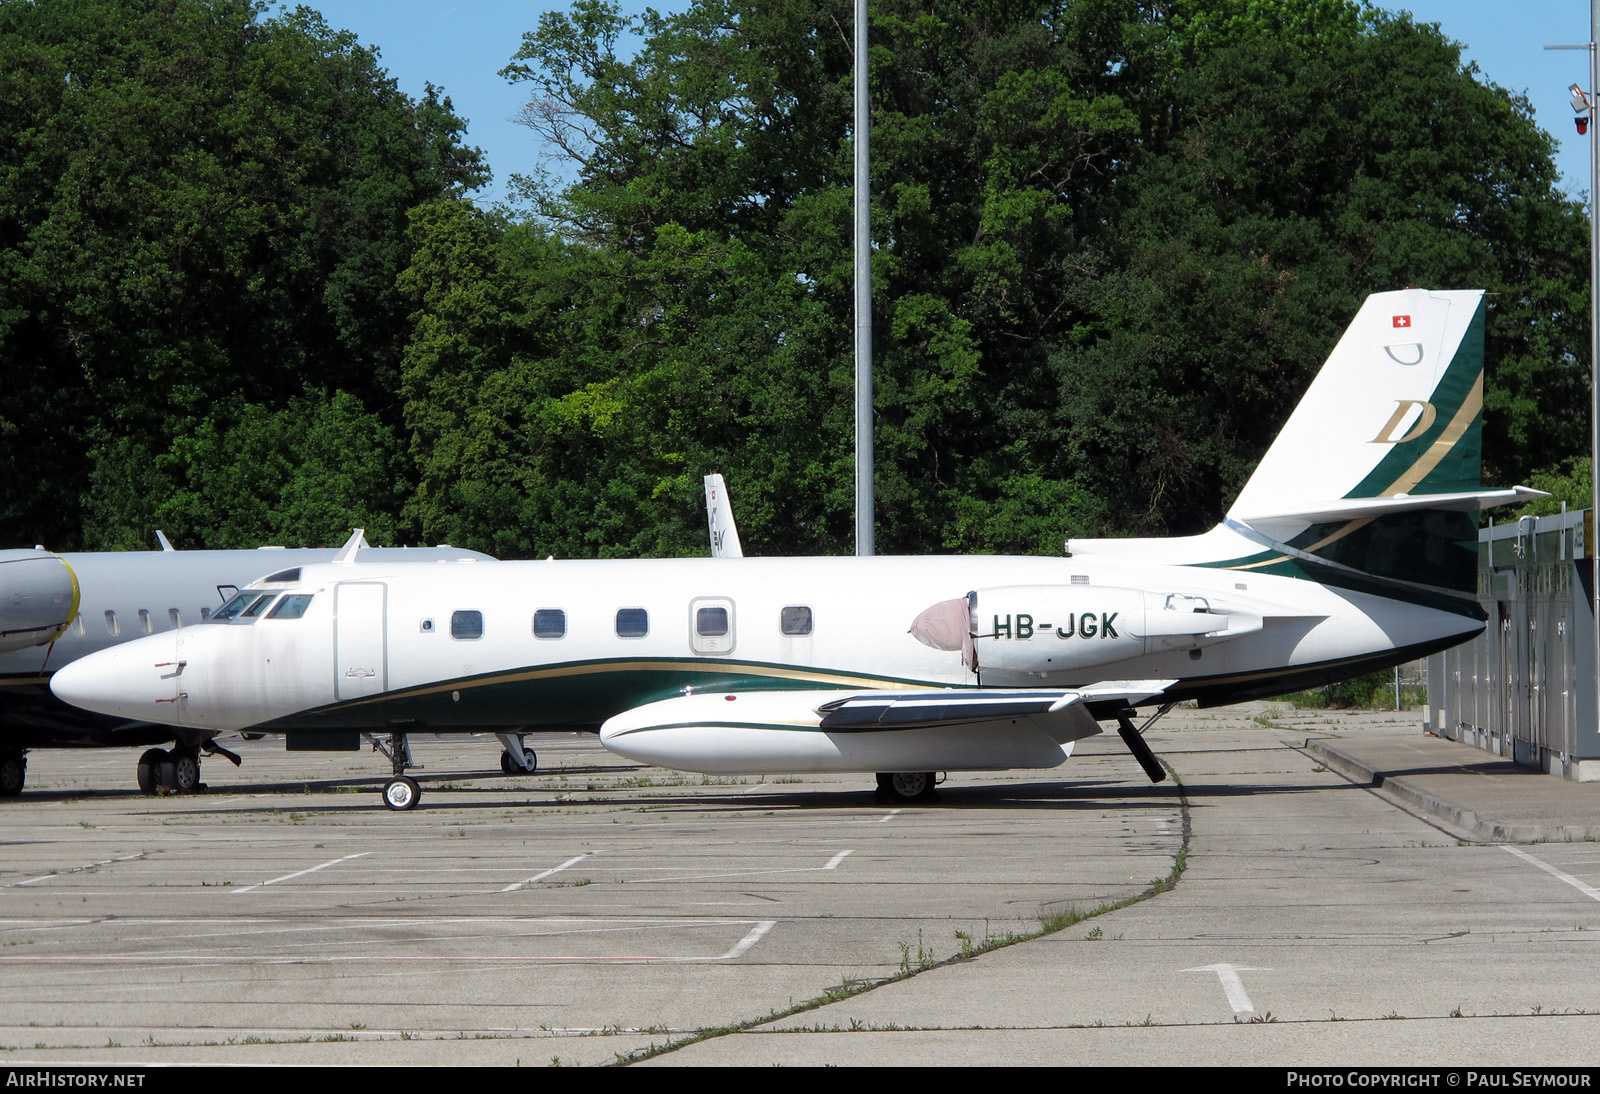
[1547,3,1600,756]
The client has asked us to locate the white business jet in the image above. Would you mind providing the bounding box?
[51,289,1541,809]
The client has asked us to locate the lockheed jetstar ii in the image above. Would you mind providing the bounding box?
[51,289,1541,809]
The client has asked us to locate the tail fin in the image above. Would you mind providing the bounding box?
[1229,288,1538,523]
[1220,288,1540,603]
[1064,288,1543,604]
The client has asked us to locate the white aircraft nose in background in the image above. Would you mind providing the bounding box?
[50,632,183,722]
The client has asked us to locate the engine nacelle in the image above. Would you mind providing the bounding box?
[972,585,1262,678]
[0,550,77,653]
[599,691,1076,774]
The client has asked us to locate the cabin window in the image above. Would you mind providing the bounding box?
[696,606,729,637]
[533,609,566,639]
[104,610,119,636]
[420,618,434,633]
[72,614,85,637]
[615,608,649,638]
[781,606,813,636]
[168,608,182,629]
[138,609,152,635]
[268,594,314,620]
[451,610,484,640]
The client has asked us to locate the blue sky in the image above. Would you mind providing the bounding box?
[291,1,1598,206]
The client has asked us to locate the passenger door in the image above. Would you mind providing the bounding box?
[335,582,387,700]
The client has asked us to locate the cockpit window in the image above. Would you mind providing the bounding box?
[210,592,256,621]
[240,594,276,618]
[263,567,302,584]
[267,594,314,619]
[209,591,275,622]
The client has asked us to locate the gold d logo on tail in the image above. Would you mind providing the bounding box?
[1371,400,1436,444]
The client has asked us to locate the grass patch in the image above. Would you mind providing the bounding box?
[1281,670,1424,710]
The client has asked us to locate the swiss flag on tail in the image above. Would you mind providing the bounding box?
[1392,315,1411,328]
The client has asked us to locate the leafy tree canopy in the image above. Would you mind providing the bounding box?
[0,0,485,548]
[409,0,1582,557]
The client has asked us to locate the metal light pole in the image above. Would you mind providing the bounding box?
[1547,2,1600,746]
[853,0,874,557]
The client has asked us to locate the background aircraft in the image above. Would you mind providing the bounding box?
[51,289,1540,809]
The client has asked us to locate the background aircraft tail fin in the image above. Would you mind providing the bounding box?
[704,473,744,559]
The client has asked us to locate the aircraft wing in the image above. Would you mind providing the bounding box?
[815,680,1177,728]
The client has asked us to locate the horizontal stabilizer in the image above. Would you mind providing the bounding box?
[1235,485,1548,525]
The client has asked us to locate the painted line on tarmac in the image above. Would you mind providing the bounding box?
[12,853,147,887]
[624,849,853,883]
[501,851,602,892]
[1503,845,1600,902]
[0,916,780,964]
[1183,962,1267,1014]
[231,852,373,894]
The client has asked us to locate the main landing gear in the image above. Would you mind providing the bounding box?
[0,751,25,797]
[874,771,941,804]
[496,731,537,775]
[132,739,242,795]
[135,746,201,794]
[367,732,423,811]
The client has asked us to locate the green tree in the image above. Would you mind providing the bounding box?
[86,390,411,550]
[419,0,1585,556]
[0,0,485,548]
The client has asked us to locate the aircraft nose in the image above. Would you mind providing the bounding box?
[50,633,185,725]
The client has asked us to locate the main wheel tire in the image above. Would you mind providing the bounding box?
[170,753,201,794]
[500,748,538,775]
[0,755,24,797]
[876,771,938,803]
[136,748,168,794]
[383,776,421,811]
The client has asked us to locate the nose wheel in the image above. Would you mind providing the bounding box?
[383,776,421,811]
[371,731,422,810]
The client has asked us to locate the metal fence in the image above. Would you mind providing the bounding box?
[1426,509,1599,780]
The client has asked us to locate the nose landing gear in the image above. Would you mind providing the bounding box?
[367,732,423,811]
